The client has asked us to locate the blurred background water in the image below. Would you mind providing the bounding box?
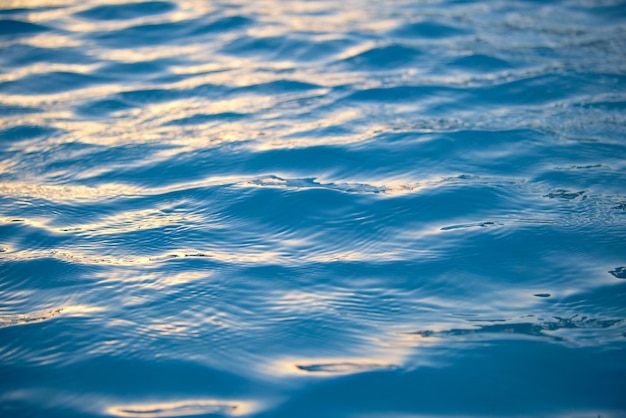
[1,0,626,417]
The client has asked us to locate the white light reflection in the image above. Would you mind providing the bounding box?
[106,399,260,418]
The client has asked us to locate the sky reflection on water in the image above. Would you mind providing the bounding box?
[1,0,626,417]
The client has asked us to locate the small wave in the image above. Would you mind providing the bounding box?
[390,21,470,39]
[609,267,626,280]
[0,308,63,328]
[106,399,257,417]
[0,71,108,95]
[339,44,423,71]
[1,0,625,416]
[295,362,398,375]
[0,19,50,36]
[75,2,176,21]
[401,315,625,345]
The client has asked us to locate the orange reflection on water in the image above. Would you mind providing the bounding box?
[268,355,402,377]
[106,399,260,417]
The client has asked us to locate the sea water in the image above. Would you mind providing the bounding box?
[1,1,626,417]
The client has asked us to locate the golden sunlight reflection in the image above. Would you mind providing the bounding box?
[0,182,143,202]
[18,33,83,48]
[96,271,210,289]
[94,44,203,63]
[0,247,288,266]
[106,399,260,418]
[267,355,403,377]
[1,0,72,9]
[0,173,442,205]
[61,206,206,237]
[0,63,101,83]
[0,305,104,328]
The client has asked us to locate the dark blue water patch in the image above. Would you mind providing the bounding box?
[532,142,626,191]
[0,103,41,117]
[587,3,626,21]
[344,85,460,102]
[75,1,176,20]
[466,74,571,106]
[236,80,322,95]
[338,44,423,70]
[242,145,378,175]
[296,38,354,62]
[0,220,75,253]
[1,357,265,412]
[0,258,95,292]
[241,137,497,179]
[1,1,625,416]
[95,60,171,77]
[390,21,470,38]
[447,53,512,72]
[221,36,313,60]
[256,342,626,418]
[92,19,194,47]
[409,316,622,343]
[0,19,50,36]
[0,125,59,144]
[613,202,626,211]
[75,99,138,117]
[582,99,626,111]
[0,72,109,95]
[116,88,186,105]
[49,143,178,181]
[192,15,253,35]
[222,186,362,233]
[222,35,350,63]
[165,112,246,126]
[92,15,251,48]
[610,267,626,279]
[0,8,32,15]
[186,82,231,99]
[78,84,230,116]
[538,168,626,196]
[460,72,626,108]
[109,82,237,107]
[561,282,626,318]
[0,44,92,68]
[82,146,245,186]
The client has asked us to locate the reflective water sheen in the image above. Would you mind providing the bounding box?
[1,0,626,417]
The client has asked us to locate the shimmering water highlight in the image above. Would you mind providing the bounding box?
[1,0,626,417]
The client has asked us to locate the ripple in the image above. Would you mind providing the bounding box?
[93,16,252,48]
[0,308,63,329]
[295,362,398,375]
[0,19,50,36]
[76,2,177,21]
[391,21,469,38]
[610,267,626,279]
[0,71,108,95]
[340,44,423,70]
[106,399,257,417]
[448,54,513,73]
[0,44,92,68]
[2,0,626,416]
[402,315,626,345]
[544,189,587,200]
[0,125,59,143]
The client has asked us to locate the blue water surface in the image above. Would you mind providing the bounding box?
[1,0,626,417]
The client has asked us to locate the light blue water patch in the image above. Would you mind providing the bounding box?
[1,1,626,417]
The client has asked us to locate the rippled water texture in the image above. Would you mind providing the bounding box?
[1,0,626,417]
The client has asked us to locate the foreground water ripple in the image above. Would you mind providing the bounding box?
[1,0,626,417]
